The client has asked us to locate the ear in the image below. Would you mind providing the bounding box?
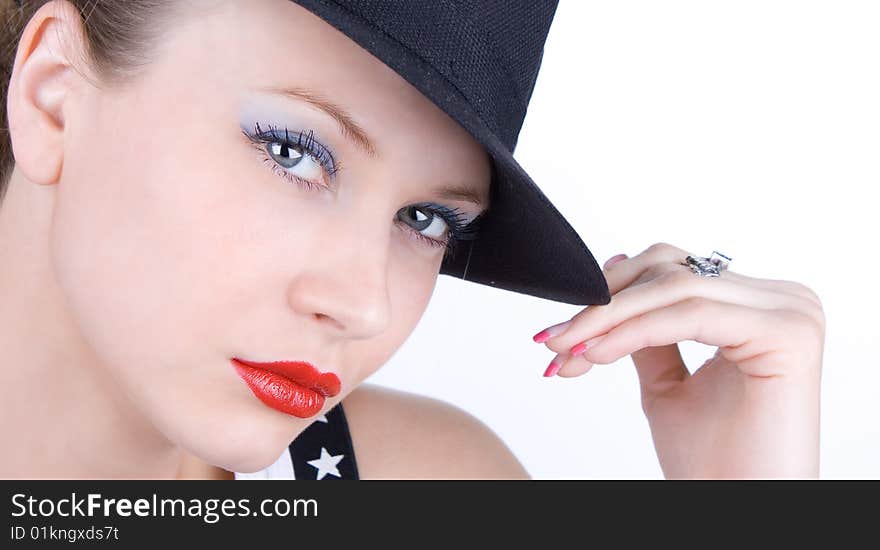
[6,0,89,186]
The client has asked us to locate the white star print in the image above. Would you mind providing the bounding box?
[307,447,344,480]
[314,414,329,423]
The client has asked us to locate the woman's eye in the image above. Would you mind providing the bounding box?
[243,124,339,191]
[266,141,326,186]
[398,206,451,246]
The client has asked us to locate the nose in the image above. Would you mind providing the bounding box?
[286,215,392,340]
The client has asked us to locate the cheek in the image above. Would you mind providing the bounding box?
[47,101,309,458]
[48,102,253,387]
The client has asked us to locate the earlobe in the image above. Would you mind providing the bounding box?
[6,0,88,186]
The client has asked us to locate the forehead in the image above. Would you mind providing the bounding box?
[198,2,482,147]
[166,0,491,199]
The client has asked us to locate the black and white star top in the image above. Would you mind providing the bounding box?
[233,402,360,480]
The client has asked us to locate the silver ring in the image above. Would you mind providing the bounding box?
[680,251,732,277]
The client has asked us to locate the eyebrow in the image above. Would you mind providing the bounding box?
[257,84,378,158]
[256,85,489,209]
[433,185,489,209]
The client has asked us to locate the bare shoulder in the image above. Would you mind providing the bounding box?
[341,383,530,479]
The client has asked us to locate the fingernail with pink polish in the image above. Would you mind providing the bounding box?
[532,320,572,343]
[569,334,606,356]
[543,356,563,377]
[604,253,628,270]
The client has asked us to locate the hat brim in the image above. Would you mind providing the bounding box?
[291,0,611,306]
[442,131,611,306]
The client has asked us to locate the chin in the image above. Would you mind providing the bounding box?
[162,404,305,474]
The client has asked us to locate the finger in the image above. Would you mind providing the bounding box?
[602,242,696,295]
[604,243,820,307]
[549,332,687,387]
[545,268,810,355]
[579,296,788,379]
[555,353,594,378]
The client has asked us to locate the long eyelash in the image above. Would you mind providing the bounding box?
[409,203,484,253]
[242,122,342,181]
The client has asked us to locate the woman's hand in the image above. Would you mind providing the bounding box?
[532,242,825,478]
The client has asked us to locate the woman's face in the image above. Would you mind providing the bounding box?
[49,0,491,471]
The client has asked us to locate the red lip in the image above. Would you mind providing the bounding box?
[230,357,341,419]
[232,357,340,396]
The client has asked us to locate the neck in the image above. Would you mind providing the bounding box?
[0,173,226,479]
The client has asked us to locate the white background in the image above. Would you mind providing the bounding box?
[365,0,880,478]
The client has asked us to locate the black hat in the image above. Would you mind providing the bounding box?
[290,0,610,306]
